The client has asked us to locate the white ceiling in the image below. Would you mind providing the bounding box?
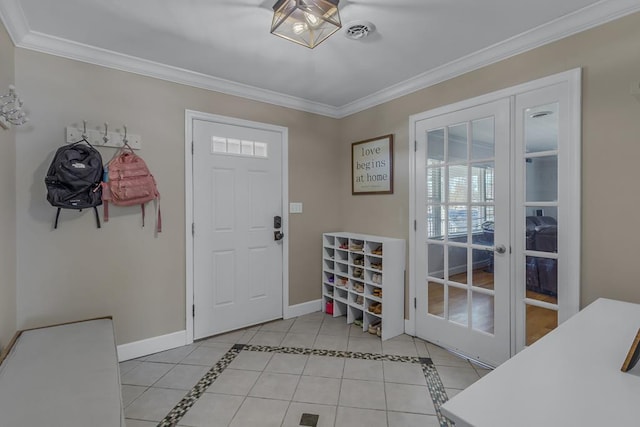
[1,0,639,117]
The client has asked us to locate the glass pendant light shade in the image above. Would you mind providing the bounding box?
[271,0,341,49]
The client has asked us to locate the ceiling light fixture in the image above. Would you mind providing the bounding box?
[271,0,342,49]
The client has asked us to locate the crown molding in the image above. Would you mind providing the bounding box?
[16,31,341,118]
[1,0,639,119]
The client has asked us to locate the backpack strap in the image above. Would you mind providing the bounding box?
[140,200,162,233]
[103,200,109,222]
[157,201,162,233]
[54,208,61,229]
[53,207,101,229]
[93,206,101,229]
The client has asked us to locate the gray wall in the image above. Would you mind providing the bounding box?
[13,50,342,345]
[0,21,16,353]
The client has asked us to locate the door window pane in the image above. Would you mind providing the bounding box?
[448,205,468,241]
[526,156,557,202]
[525,103,558,153]
[428,281,444,317]
[525,256,558,298]
[525,210,557,253]
[526,304,557,346]
[448,246,468,284]
[471,248,494,290]
[448,286,468,326]
[471,162,494,203]
[427,167,444,204]
[427,243,444,279]
[448,123,468,163]
[448,165,468,203]
[427,128,445,165]
[472,117,494,160]
[427,205,445,239]
[472,291,494,334]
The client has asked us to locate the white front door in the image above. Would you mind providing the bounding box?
[192,118,284,339]
[415,99,512,366]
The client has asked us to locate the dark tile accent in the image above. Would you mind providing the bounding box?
[156,346,242,427]
[422,362,454,427]
[232,343,246,351]
[300,413,319,427]
[419,356,433,365]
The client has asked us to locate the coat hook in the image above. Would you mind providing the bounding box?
[103,122,109,144]
[82,120,87,139]
[123,125,128,144]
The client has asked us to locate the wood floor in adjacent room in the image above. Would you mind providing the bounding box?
[427,269,558,345]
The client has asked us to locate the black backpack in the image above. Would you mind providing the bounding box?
[45,140,104,229]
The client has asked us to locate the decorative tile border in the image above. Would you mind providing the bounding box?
[156,343,453,427]
[157,344,244,427]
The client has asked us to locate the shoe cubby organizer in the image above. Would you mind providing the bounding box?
[322,232,405,340]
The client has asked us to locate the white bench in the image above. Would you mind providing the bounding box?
[0,317,124,427]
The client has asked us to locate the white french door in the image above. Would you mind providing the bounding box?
[411,70,581,366]
[415,99,512,366]
[192,117,285,340]
[514,82,580,352]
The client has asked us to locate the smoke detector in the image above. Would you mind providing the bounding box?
[344,21,375,40]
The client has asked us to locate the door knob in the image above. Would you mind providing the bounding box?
[274,231,284,241]
[495,244,507,254]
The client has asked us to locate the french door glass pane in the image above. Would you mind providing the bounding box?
[471,162,494,203]
[427,167,445,203]
[526,256,558,299]
[525,206,557,253]
[427,129,445,165]
[448,205,468,243]
[428,243,444,278]
[448,123,468,163]
[525,103,559,153]
[472,117,495,160]
[472,291,494,334]
[427,205,446,239]
[471,249,494,290]
[526,155,557,202]
[448,246,468,284]
[428,281,444,317]
[526,304,557,346]
[448,165,467,203]
[448,286,468,326]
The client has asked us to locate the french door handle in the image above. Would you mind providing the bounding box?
[494,245,507,254]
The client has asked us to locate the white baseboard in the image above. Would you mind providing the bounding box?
[405,319,415,336]
[284,299,321,319]
[117,330,187,362]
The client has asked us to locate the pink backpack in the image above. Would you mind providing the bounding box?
[102,147,161,232]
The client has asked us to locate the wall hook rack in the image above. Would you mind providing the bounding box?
[0,85,29,130]
[65,122,142,149]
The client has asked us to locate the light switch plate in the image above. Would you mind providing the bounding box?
[289,202,303,214]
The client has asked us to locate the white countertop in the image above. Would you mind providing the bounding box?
[440,298,640,427]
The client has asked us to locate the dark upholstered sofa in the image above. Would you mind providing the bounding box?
[525,216,557,296]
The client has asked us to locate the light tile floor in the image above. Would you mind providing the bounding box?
[121,312,490,427]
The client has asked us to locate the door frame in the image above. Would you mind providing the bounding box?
[184,110,289,344]
[408,69,581,358]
